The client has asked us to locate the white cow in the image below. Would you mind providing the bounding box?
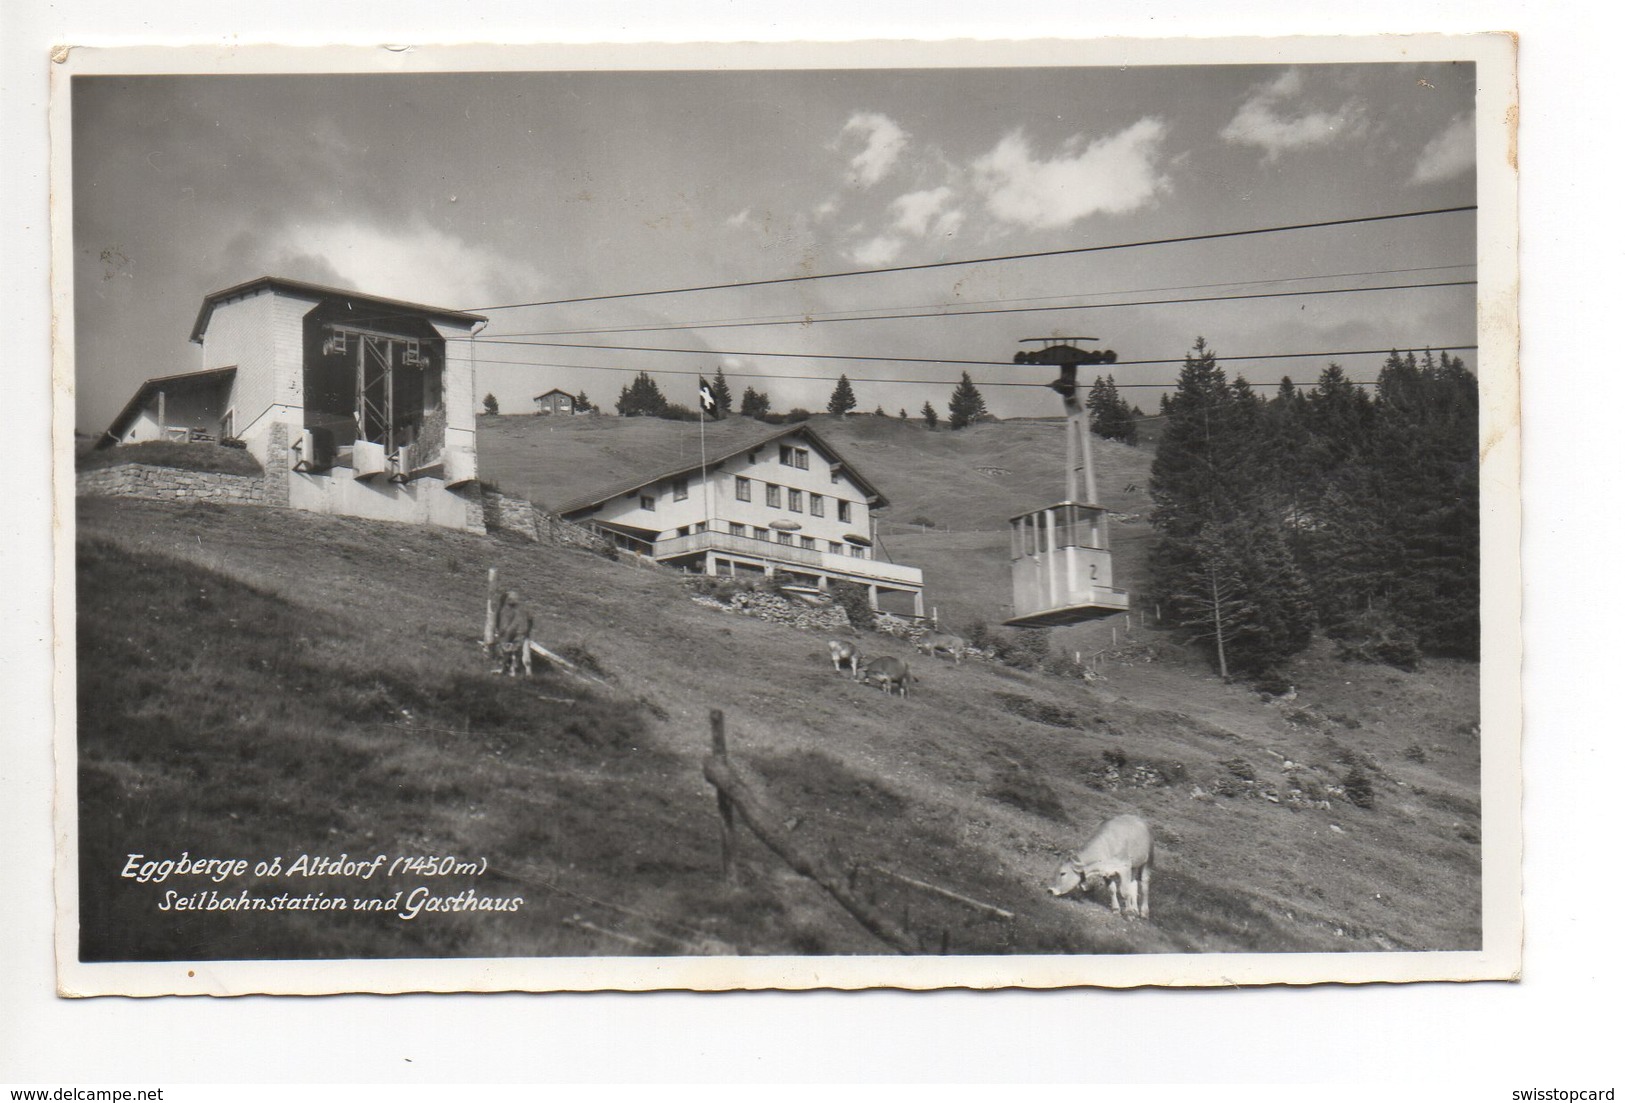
[861,655,914,697]
[828,639,863,680]
[1047,814,1154,918]
[915,630,968,665]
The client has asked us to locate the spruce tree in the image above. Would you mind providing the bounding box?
[947,373,988,429]
[921,401,939,429]
[1087,374,1139,444]
[574,389,594,414]
[615,372,669,417]
[710,368,733,418]
[482,393,500,416]
[827,374,857,417]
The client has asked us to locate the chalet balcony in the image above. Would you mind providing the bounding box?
[651,528,923,590]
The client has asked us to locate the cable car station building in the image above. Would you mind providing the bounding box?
[99,277,488,532]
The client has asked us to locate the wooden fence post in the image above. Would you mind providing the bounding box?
[483,568,499,654]
[711,709,738,885]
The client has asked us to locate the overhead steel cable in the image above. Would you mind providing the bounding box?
[463,321,1479,371]
[445,344,1477,386]
[458,205,1477,312]
[486,265,1478,339]
[474,279,1476,350]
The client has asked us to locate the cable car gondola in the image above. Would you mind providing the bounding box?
[1004,338,1131,628]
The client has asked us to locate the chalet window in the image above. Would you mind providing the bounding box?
[729,522,746,536]
[754,527,770,541]
[800,536,817,550]
[765,484,781,508]
[837,500,852,523]
[671,476,689,502]
[676,525,690,537]
[787,489,803,513]
[829,543,844,555]
[851,546,866,559]
[779,445,793,466]
[640,494,656,511]
[810,494,825,517]
[735,476,751,502]
[778,532,794,545]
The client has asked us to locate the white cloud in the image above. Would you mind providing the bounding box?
[970,119,1171,230]
[725,208,752,228]
[890,186,965,238]
[840,112,909,188]
[273,217,546,308]
[1411,114,1475,184]
[848,234,905,266]
[1221,69,1364,160]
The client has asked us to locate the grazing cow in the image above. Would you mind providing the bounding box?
[828,639,863,680]
[861,655,914,697]
[1047,813,1154,919]
[489,590,534,677]
[915,630,968,665]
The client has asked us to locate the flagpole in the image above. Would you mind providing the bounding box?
[698,375,712,539]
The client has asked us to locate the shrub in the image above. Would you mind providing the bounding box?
[1343,767,1375,809]
[1002,629,1051,671]
[1220,757,1256,781]
[785,408,812,423]
[828,580,875,631]
[1333,608,1422,671]
[1402,743,1428,763]
[1253,670,1294,697]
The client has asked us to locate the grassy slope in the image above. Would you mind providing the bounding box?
[74,416,1480,961]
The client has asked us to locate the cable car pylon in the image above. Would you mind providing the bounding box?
[1003,337,1132,628]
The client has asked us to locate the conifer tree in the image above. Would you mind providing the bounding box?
[827,374,857,417]
[921,401,939,429]
[574,389,595,414]
[947,373,988,429]
[482,393,500,416]
[615,372,669,417]
[1087,374,1139,444]
[710,368,733,418]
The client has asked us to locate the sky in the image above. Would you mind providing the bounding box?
[70,60,1478,432]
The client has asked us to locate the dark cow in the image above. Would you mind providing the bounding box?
[489,590,534,677]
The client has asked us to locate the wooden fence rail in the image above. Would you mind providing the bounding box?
[702,710,920,955]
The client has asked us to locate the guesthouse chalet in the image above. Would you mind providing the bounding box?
[556,423,925,616]
[532,388,579,416]
[99,277,488,531]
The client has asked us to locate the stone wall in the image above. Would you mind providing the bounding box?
[77,457,600,550]
[690,589,853,633]
[75,463,267,504]
[482,491,614,553]
[263,421,291,506]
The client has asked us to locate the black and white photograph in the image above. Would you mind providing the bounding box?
[52,35,1519,995]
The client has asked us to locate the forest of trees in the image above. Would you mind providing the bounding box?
[1149,339,1478,678]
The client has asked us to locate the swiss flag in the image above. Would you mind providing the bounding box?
[698,377,717,415]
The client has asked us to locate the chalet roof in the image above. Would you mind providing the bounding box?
[189,277,488,344]
[554,421,888,515]
[99,366,237,447]
[533,388,575,401]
